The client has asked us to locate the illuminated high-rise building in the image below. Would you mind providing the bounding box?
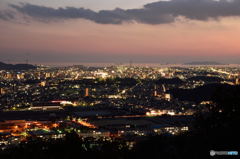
[154,85,158,97]
[85,88,89,97]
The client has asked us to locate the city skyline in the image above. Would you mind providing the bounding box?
[1,0,240,64]
[1,1,240,158]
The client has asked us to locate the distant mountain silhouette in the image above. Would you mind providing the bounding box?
[184,61,224,65]
[0,61,36,70]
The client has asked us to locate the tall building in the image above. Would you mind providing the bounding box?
[85,88,89,97]
[153,85,158,97]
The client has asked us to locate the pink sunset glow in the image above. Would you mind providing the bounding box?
[1,0,240,64]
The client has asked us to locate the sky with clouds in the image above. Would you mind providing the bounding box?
[1,0,240,64]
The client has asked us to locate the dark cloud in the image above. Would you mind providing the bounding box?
[4,0,240,24]
[0,10,15,20]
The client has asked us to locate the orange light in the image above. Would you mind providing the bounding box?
[52,123,59,128]
[76,120,96,129]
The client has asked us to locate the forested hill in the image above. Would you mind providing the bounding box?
[0,62,36,70]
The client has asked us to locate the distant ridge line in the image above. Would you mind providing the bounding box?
[184,61,224,65]
[0,61,36,70]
